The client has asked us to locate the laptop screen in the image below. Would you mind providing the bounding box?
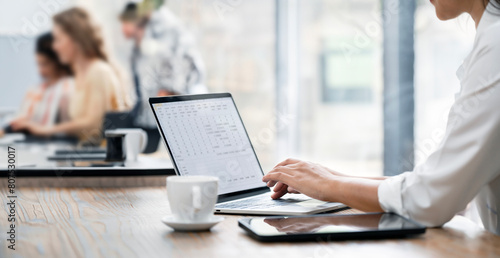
[152,96,267,195]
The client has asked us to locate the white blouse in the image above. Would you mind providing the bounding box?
[378,3,500,235]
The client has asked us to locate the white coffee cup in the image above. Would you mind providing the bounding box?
[106,129,147,161]
[166,176,219,223]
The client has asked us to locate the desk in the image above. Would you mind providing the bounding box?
[0,142,175,178]
[0,142,175,187]
[1,187,499,257]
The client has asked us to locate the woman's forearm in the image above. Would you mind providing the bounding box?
[50,120,83,135]
[329,177,384,212]
[325,167,388,181]
[342,175,388,181]
[263,159,386,212]
[49,115,100,136]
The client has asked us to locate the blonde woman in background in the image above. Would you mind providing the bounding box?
[14,7,132,145]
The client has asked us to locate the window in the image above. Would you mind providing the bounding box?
[1,0,470,178]
[168,0,277,171]
[296,0,383,177]
[414,0,475,165]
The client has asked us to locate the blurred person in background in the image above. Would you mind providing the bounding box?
[13,7,132,145]
[0,32,73,138]
[119,0,206,151]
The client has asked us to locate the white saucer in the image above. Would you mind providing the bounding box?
[161,216,224,231]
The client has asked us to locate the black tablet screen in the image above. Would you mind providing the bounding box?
[246,213,423,236]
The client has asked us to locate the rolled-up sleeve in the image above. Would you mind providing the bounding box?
[378,172,409,216]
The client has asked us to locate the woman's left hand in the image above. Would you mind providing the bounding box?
[11,120,52,137]
[262,158,338,201]
[10,119,29,131]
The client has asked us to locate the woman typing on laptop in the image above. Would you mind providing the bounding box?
[263,0,500,235]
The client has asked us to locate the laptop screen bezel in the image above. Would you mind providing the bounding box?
[149,93,270,201]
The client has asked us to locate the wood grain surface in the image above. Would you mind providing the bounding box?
[0,176,169,188]
[0,187,499,258]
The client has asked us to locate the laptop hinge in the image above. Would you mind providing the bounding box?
[217,187,270,203]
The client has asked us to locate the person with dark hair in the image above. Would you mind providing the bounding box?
[119,1,206,151]
[263,0,500,235]
[1,32,73,138]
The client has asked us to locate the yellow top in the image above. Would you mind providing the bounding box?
[69,60,129,143]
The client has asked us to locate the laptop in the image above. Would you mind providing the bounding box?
[149,93,346,215]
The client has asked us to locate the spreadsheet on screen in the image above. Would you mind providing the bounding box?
[153,97,266,194]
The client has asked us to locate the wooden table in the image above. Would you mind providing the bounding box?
[1,187,499,258]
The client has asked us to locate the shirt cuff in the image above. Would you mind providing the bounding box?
[378,172,409,215]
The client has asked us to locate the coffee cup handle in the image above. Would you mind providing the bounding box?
[192,186,202,210]
[139,129,148,153]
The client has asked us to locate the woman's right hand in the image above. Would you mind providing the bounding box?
[265,158,349,198]
[266,181,301,199]
[264,158,349,200]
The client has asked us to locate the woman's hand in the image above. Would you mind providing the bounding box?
[262,158,340,201]
[9,117,29,129]
[11,120,52,137]
[10,119,29,131]
[263,158,384,212]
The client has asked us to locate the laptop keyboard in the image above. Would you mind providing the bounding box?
[215,194,311,210]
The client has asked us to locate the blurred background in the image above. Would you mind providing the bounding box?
[0,0,476,176]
